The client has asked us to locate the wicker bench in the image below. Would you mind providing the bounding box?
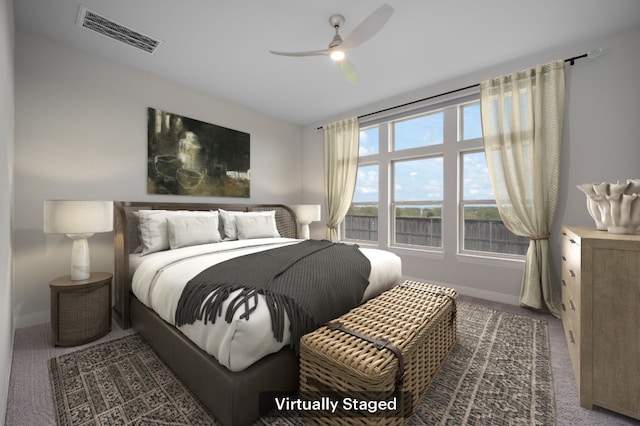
[299,280,458,425]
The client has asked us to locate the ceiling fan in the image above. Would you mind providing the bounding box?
[269,4,394,84]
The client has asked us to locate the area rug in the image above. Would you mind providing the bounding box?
[49,302,554,425]
[407,302,555,425]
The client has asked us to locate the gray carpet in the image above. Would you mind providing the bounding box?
[7,295,639,425]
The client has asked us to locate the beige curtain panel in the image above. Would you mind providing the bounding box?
[323,117,359,242]
[480,60,565,317]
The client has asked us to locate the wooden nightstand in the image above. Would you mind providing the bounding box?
[49,272,112,346]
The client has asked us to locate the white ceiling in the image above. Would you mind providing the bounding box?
[14,0,640,126]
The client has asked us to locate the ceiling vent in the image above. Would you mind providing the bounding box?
[76,5,162,54]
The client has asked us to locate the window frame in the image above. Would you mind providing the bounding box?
[344,93,526,262]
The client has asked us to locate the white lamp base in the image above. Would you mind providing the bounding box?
[299,223,311,240]
[68,233,93,280]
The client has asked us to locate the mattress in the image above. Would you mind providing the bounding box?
[131,237,402,372]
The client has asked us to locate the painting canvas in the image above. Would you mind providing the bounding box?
[147,108,250,197]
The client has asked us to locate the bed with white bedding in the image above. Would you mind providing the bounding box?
[130,237,401,371]
[112,201,402,426]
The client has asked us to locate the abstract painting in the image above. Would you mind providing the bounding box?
[147,107,250,197]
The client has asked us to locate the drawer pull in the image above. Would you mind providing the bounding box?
[569,238,577,244]
[561,303,566,312]
[562,279,566,287]
[569,300,576,311]
[569,330,575,344]
[562,255,567,261]
[569,269,575,278]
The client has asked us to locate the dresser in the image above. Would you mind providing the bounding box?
[561,226,640,420]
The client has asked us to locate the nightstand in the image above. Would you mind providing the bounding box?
[49,272,112,346]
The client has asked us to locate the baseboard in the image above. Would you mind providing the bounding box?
[14,309,49,329]
[402,275,520,306]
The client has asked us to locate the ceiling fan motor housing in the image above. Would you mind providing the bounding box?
[328,14,345,48]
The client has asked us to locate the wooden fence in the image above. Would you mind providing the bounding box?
[345,215,529,255]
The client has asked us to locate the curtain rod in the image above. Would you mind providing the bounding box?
[316,50,599,130]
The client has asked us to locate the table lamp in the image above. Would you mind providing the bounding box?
[292,204,321,239]
[44,200,113,280]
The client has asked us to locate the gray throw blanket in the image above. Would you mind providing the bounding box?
[175,239,371,351]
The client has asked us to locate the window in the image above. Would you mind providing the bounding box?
[344,95,527,258]
[393,156,443,248]
[460,151,528,256]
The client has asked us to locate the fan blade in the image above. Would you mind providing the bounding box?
[339,4,394,50]
[339,58,360,84]
[269,49,329,57]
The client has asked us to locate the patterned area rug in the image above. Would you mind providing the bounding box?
[409,302,555,425]
[48,334,216,425]
[49,302,554,425]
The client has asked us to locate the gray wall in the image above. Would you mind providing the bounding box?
[13,29,304,327]
[12,23,640,326]
[0,0,14,423]
[302,25,640,304]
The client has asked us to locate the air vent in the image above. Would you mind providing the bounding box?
[77,5,162,54]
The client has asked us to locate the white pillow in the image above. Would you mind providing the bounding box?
[236,212,281,239]
[218,209,242,240]
[136,210,170,255]
[137,210,218,255]
[219,209,279,240]
[167,214,221,249]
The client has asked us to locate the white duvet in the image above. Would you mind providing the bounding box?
[131,238,402,372]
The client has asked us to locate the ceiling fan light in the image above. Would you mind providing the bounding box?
[330,50,345,61]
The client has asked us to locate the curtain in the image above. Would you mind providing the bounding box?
[480,60,565,317]
[323,117,359,242]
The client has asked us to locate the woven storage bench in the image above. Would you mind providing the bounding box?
[299,280,457,425]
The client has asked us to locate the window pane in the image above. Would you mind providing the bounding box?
[393,112,443,150]
[395,204,442,248]
[394,157,443,202]
[463,205,528,255]
[353,164,378,203]
[483,92,532,136]
[345,204,378,242]
[359,127,379,156]
[461,102,482,140]
[462,151,494,200]
[347,164,378,242]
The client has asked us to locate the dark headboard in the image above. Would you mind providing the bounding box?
[112,201,298,328]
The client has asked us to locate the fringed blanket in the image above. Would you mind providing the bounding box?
[175,240,371,350]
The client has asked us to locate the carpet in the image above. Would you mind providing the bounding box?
[49,302,554,425]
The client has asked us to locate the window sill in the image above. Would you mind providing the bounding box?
[456,252,525,269]
[388,245,445,260]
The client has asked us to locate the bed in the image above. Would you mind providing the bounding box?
[112,201,402,426]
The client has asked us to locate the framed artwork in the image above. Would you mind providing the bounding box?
[147,107,250,197]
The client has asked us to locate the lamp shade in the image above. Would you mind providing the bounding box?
[44,200,113,235]
[292,204,321,224]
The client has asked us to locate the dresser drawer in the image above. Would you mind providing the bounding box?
[561,231,581,283]
[562,305,581,386]
[561,270,580,317]
[562,283,580,319]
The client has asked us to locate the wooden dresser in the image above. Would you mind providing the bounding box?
[561,226,640,420]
